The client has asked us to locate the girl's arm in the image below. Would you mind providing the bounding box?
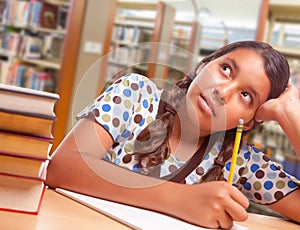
[46,118,249,229]
[256,82,300,156]
[268,188,300,222]
[256,82,300,221]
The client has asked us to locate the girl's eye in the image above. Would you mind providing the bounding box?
[241,92,252,104]
[222,65,231,76]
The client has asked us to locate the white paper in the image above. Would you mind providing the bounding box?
[56,188,248,230]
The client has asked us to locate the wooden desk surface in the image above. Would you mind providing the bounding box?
[0,189,299,230]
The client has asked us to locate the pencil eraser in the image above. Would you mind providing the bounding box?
[238,119,244,125]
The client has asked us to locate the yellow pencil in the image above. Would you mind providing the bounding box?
[228,119,244,184]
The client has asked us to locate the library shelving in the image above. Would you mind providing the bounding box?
[0,0,80,150]
[106,1,176,87]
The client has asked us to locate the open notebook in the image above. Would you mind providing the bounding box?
[56,188,248,230]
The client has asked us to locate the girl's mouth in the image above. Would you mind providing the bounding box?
[199,93,216,116]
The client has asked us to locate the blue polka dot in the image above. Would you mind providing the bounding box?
[133,164,140,172]
[252,154,260,162]
[139,118,145,126]
[114,86,121,94]
[250,164,259,172]
[132,74,138,81]
[253,146,260,153]
[105,86,113,92]
[102,104,111,112]
[270,164,277,171]
[154,94,158,102]
[243,182,251,190]
[244,151,251,159]
[117,149,122,155]
[113,106,122,116]
[123,111,129,121]
[142,99,148,108]
[115,158,120,164]
[288,181,297,189]
[204,153,210,160]
[123,89,131,97]
[139,81,144,88]
[263,192,272,201]
[217,144,222,151]
[121,129,131,138]
[103,124,110,132]
[225,162,231,170]
[266,172,277,179]
[264,181,273,190]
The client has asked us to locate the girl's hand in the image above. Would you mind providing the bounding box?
[169,181,249,229]
[255,82,300,123]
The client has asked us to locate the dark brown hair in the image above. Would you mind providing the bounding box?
[132,41,290,182]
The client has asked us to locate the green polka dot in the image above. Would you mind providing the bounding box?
[123,79,130,87]
[104,94,111,102]
[276,180,285,189]
[124,143,133,152]
[261,163,268,169]
[111,152,117,160]
[146,116,154,124]
[135,104,142,112]
[253,181,262,190]
[102,114,111,122]
[242,166,249,175]
[124,99,132,109]
[236,156,244,166]
[120,124,126,133]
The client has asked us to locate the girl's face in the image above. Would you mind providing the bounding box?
[185,48,271,135]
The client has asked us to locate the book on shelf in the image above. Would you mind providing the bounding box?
[0,83,59,117]
[0,173,46,214]
[0,153,48,179]
[0,130,53,159]
[39,1,58,29]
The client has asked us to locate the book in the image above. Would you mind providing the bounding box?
[39,2,58,29]
[0,173,46,214]
[56,188,248,230]
[0,83,59,118]
[0,153,48,179]
[0,130,52,159]
[0,109,55,138]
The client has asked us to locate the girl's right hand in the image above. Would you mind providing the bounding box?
[167,181,249,229]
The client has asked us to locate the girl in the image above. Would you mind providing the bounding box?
[46,41,300,229]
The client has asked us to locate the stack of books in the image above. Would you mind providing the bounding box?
[0,83,59,214]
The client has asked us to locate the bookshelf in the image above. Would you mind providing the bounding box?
[0,0,86,151]
[105,1,176,87]
[246,0,300,179]
[166,20,202,84]
[0,0,70,90]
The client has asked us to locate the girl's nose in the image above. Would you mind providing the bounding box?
[213,83,235,104]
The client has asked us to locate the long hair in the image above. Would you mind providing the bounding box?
[132,41,290,181]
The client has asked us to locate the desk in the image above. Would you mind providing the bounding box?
[0,189,299,230]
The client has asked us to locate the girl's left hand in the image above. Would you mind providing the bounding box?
[255,82,300,123]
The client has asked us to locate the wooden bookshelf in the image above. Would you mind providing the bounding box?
[105,1,176,87]
[0,0,79,151]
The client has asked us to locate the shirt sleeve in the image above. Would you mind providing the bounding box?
[76,73,161,143]
[232,144,300,205]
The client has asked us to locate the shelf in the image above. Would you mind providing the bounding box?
[18,58,61,70]
[273,46,300,58]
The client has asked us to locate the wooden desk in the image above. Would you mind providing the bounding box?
[0,189,299,229]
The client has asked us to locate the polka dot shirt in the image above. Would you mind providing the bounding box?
[77,73,300,205]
